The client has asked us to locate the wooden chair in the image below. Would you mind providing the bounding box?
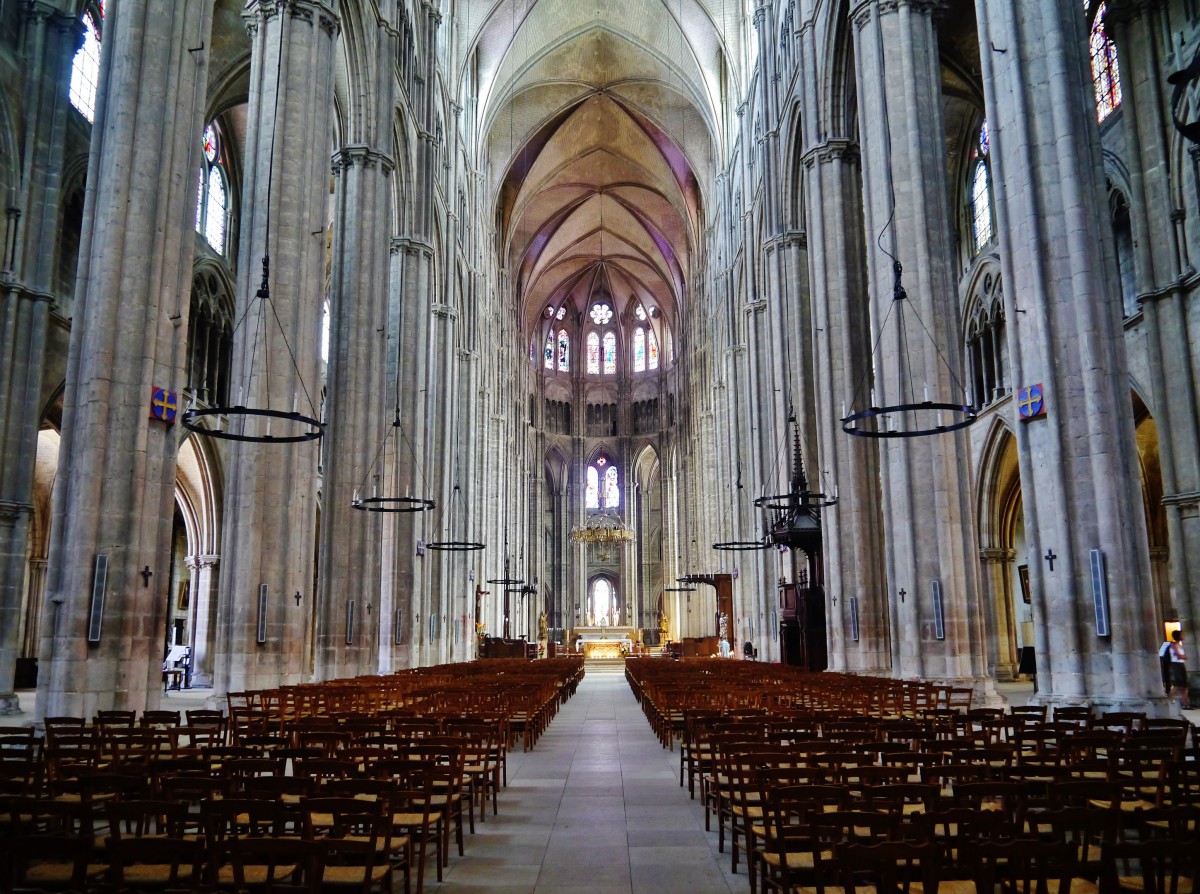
[829,839,946,894]
[1099,838,1196,894]
[302,798,400,894]
[103,835,204,892]
[226,836,324,894]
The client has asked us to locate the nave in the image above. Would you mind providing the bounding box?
[437,667,735,894]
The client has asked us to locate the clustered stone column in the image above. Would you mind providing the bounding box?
[211,0,338,698]
[1107,5,1200,641]
[0,4,81,716]
[315,4,397,680]
[976,0,1159,707]
[851,0,990,684]
[34,0,215,718]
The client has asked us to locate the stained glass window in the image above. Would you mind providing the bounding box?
[648,329,659,369]
[196,123,229,255]
[205,167,227,254]
[586,332,600,374]
[633,327,646,372]
[585,466,599,508]
[590,303,613,325]
[592,579,613,620]
[557,329,569,371]
[1090,3,1122,123]
[604,466,620,508]
[972,161,992,252]
[544,332,554,368]
[203,125,219,163]
[635,305,647,321]
[69,11,102,122]
[602,332,616,375]
[556,305,567,320]
[979,119,989,157]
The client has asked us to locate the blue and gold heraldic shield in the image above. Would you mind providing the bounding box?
[1017,383,1045,422]
[150,387,178,424]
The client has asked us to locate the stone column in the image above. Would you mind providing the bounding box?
[187,555,217,686]
[211,0,337,697]
[21,557,48,659]
[314,146,394,680]
[380,237,433,673]
[1106,6,1200,635]
[978,548,1018,680]
[799,7,889,673]
[35,0,215,719]
[0,4,81,716]
[851,0,989,684]
[976,0,1160,708]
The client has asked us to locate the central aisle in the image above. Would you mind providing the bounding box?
[437,667,737,894]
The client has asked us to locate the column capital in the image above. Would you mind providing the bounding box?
[432,303,458,321]
[245,0,340,39]
[801,139,860,169]
[851,0,944,28]
[331,145,395,177]
[1162,490,1200,509]
[978,547,1015,564]
[744,298,768,315]
[0,501,33,525]
[390,236,434,258]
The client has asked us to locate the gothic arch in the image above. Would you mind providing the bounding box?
[544,446,567,494]
[975,416,1025,679]
[633,443,660,488]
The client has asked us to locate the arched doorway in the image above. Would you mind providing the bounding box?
[976,420,1029,682]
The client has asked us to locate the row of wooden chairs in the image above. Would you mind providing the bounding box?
[1,790,424,894]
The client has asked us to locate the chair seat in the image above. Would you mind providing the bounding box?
[1118,877,1192,894]
[323,864,392,885]
[217,863,299,884]
[26,862,108,883]
[761,849,831,869]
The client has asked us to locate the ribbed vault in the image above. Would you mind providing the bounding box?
[468,0,731,342]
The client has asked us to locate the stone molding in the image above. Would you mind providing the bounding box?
[186,554,220,570]
[1161,490,1200,509]
[977,547,1015,564]
[851,0,944,27]
[744,299,768,315]
[331,146,395,177]
[801,139,860,168]
[245,0,340,38]
[0,501,33,525]
[763,230,806,251]
[390,236,434,258]
[0,281,54,305]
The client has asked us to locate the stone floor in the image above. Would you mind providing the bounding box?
[434,665,738,894]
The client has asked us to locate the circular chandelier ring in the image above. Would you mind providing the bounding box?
[664,586,697,592]
[425,540,485,552]
[841,401,976,439]
[183,407,324,444]
[352,496,435,513]
[753,492,837,511]
[486,577,524,585]
[713,540,771,552]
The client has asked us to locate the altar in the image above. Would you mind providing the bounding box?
[573,625,636,659]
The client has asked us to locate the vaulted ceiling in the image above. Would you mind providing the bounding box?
[455,0,742,338]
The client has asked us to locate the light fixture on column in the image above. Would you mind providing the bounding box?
[183,15,323,445]
[426,484,485,551]
[351,406,434,513]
